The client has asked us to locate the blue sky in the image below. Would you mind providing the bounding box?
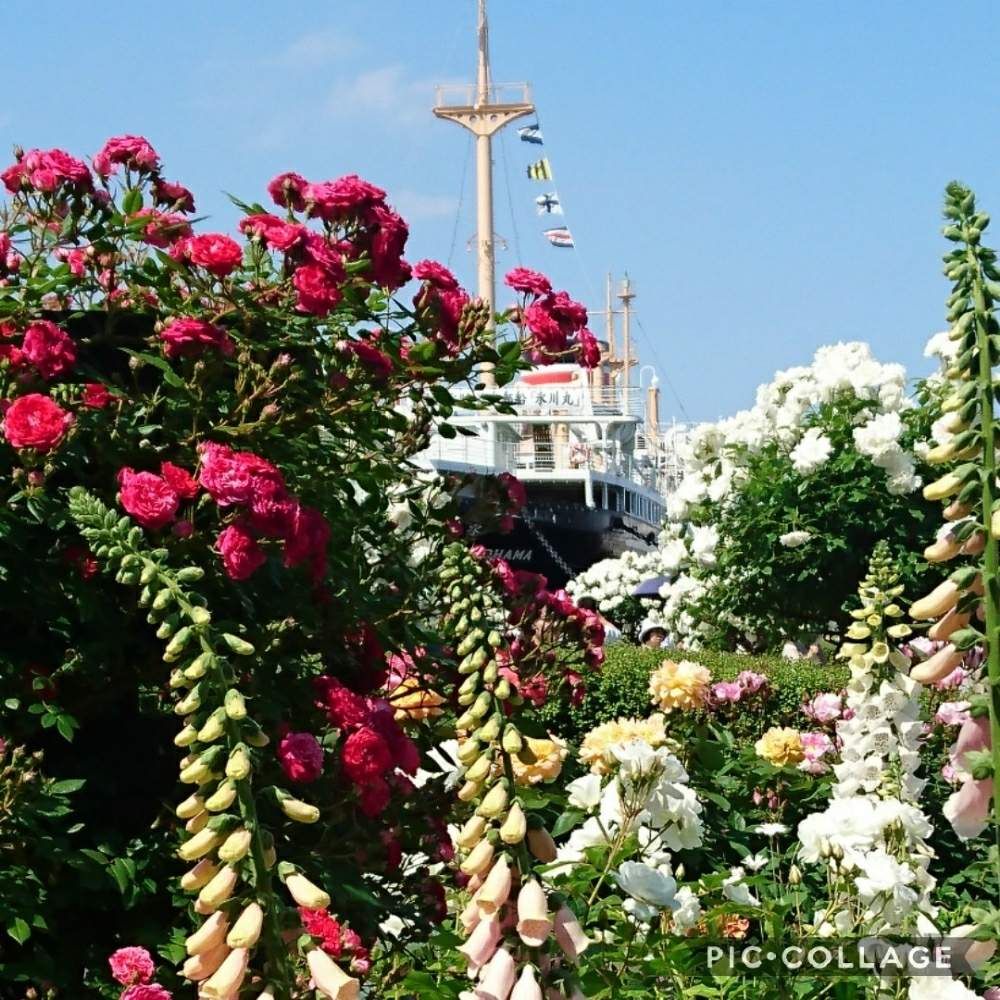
[7,2,1000,421]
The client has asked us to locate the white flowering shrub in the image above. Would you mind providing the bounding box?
[571,342,944,649]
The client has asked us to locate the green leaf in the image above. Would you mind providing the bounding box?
[7,917,31,944]
[120,349,185,389]
[122,188,143,215]
[49,778,86,794]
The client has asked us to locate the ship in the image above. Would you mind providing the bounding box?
[419,0,683,588]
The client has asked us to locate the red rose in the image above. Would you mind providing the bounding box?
[198,441,286,507]
[152,179,195,212]
[300,232,348,276]
[283,504,330,582]
[498,471,527,512]
[3,148,92,194]
[170,233,242,277]
[239,213,307,253]
[277,731,324,783]
[93,135,160,176]
[267,171,308,211]
[159,317,233,358]
[412,259,458,290]
[247,478,295,537]
[135,208,192,248]
[577,328,601,369]
[215,522,267,581]
[117,468,179,530]
[303,174,386,223]
[340,340,393,380]
[357,778,392,817]
[160,461,199,500]
[2,393,74,452]
[314,677,371,731]
[293,264,342,316]
[341,727,393,785]
[21,320,76,379]
[505,266,552,297]
[365,204,410,290]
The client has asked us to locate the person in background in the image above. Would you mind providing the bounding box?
[638,620,668,650]
[576,595,622,645]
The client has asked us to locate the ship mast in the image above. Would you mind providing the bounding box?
[434,0,535,383]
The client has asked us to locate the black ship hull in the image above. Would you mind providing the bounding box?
[470,503,658,589]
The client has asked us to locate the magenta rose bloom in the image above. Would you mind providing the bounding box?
[160,461,199,500]
[505,266,552,297]
[341,727,393,785]
[120,986,172,1000]
[340,340,393,380]
[21,320,77,379]
[278,731,324,783]
[497,471,527,512]
[304,174,387,222]
[82,383,112,409]
[159,317,233,359]
[134,208,192,248]
[2,393,74,452]
[117,469,179,531]
[293,264,342,316]
[239,213,307,253]
[577,328,601,369]
[216,522,267,581]
[267,171,308,211]
[2,148,92,194]
[93,135,160,176]
[152,179,195,212]
[170,233,243,278]
[283,504,330,581]
[108,946,155,986]
[412,259,459,291]
[365,204,410,290]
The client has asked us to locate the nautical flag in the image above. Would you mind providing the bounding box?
[543,227,574,248]
[526,157,553,181]
[518,123,544,145]
[535,192,563,215]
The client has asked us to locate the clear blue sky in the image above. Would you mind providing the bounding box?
[8,2,1000,421]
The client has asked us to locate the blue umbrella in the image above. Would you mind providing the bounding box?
[632,575,670,598]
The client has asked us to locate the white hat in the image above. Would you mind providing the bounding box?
[638,620,666,642]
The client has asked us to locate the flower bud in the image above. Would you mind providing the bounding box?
[186,810,209,834]
[478,715,501,743]
[286,872,331,910]
[465,752,492,784]
[788,864,802,885]
[186,911,229,956]
[223,633,255,656]
[227,902,264,949]
[457,779,482,802]
[184,651,214,680]
[198,708,228,743]
[226,745,251,780]
[180,858,219,891]
[476,855,512,916]
[554,904,591,962]
[178,828,224,862]
[306,947,360,1000]
[224,688,247,720]
[181,942,230,982]
[179,757,214,785]
[460,837,495,876]
[175,684,202,715]
[244,722,270,747]
[176,792,204,820]
[499,802,526,845]
[457,739,481,765]
[501,727,523,754]
[204,779,238,812]
[511,964,543,1000]
[477,781,509,819]
[526,826,557,863]
[923,472,963,501]
[174,724,199,747]
[456,814,488,850]
[218,827,252,863]
[200,945,249,999]
[280,795,320,823]
[197,864,239,911]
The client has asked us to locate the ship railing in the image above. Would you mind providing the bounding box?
[434,82,533,109]
[450,384,645,418]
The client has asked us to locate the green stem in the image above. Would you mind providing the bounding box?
[968,244,1000,903]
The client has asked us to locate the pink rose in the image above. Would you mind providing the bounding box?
[239,212,307,252]
[712,681,743,704]
[134,208,192,248]
[120,987,172,1000]
[2,393,74,452]
[267,171,309,211]
[160,461,199,500]
[340,340,393,380]
[197,441,286,507]
[577,328,601,369]
[82,383,112,409]
[365,204,410,290]
[412,259,459,290]
[802,692,842,724]
[2,148,92,194]
[93,135,160,176]
[278,731,324,783]
[293,264,342,316]
[736,670,769,694]
[108,946,155,986]
[117,468,179,530]
[216,522,267,580]
[21,320,76,379]
[505,266,552,297]
[170,233,243,277]
[283,504,330,582]
[152,179,194,212]
[159,317,233,359]
[304,174,386,222]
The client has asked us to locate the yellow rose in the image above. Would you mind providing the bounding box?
[511,736,568,785]
[755,727,804,767]
[580,715,667,774]
[648,659,712,713]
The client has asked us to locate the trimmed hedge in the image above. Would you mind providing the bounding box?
[536,643,851,745]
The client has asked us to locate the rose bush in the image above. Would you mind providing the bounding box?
[0,136,601,996]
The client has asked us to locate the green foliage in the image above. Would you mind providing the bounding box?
[546,643,850,747]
